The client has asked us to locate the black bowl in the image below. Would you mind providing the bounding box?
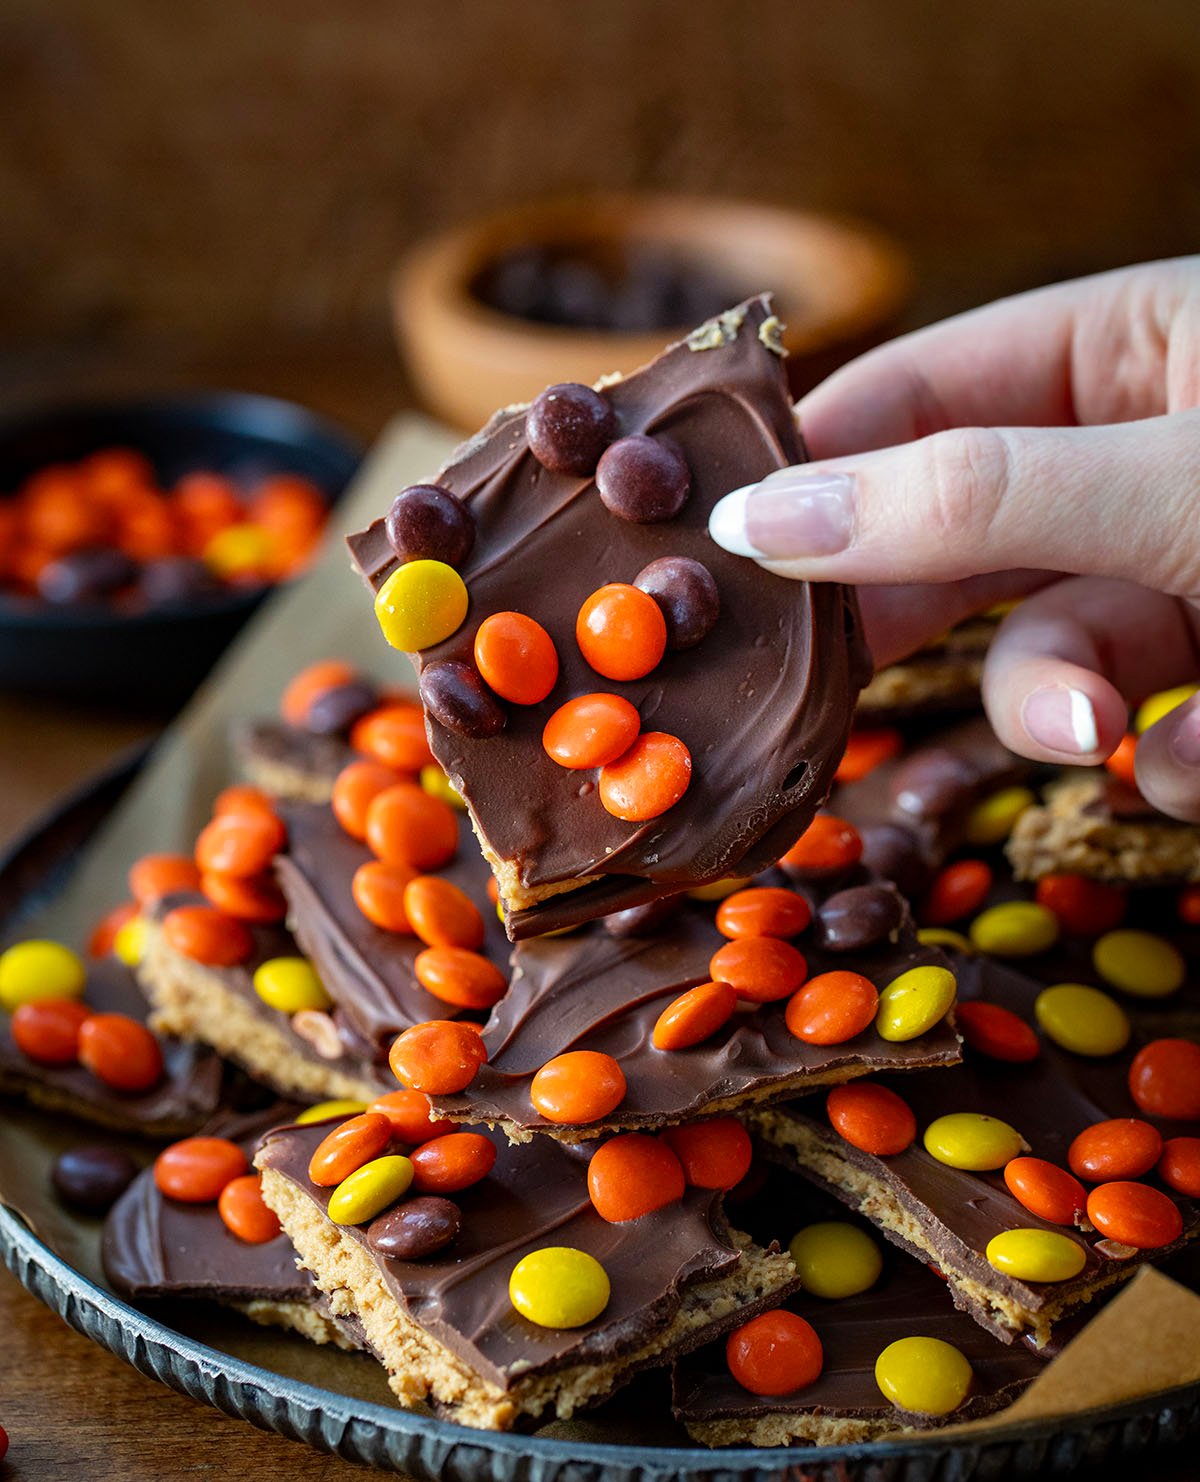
[0,393,363,710]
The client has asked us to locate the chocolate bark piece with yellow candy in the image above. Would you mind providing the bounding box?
[254,1114,798,1431]
[347,297,869,940]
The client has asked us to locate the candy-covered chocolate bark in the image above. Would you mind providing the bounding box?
[347,297,869,938]
[856,614,998,719]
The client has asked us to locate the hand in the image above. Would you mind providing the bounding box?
[708,259,1200,821]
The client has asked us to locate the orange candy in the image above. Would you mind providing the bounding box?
[652,980,738,1051]
[201,869,287,924]
[586,1134,685,1221]
[542,693,640,769]
[194,811,286,879]
[1128,1038,1200,1121]
[1178,885,1200,928]
[1035,874,1127,935]
[576,584,667,682]
[77,1013,164,1092]
[161,904,254,966]
[954,1000,1039,1063]
[530,1050,626,1125]
[307,1112,394,1187]
[598,732,691,821]
[404,876,485,950]
[1158,1137,1200,1198]
[389,1020,487,1095]
[1104,732,1139,788]
[709,937,807,1004]
[834,728,903,783]
[88,900,138,958]
[785,971,877,1045]
[128,853,203,907]
[414,947,507,1010]
[1086,1180,1182,1249]
[1068,1118,1163,1181]
[213,784,278,820]
[367,1088,450,1143]
[826,1081,916,1156]
[779,816,862,879]
[365,784,458,871]
[281,660,356,727]
[1002,1156,1087,1225]
[922,860,993,927]
[331,759,405,840]
[351,861,416,933]
[351,703,433,772]
[727,1310,823,1397]
[218,1173,282,1244]
[410,1132,497,1193]
[474,612,559,704]
[10,999,91,1066]
[154,1137,248,1203]
[715,887,812,941]
[661,1118,753,1190]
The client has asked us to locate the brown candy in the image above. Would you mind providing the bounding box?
[419,659,507,739]
[52,1145,139,1215]
[305,680,380,736]
[634,556,719,650]
[888,749,978,821]
[818,882,904,952]
[526,383,617,476]
[596,435,690,523]
[38,548,137,604]
[384,484,475,569]
[367,1195,461,1259]
[858,823,933,899]
[603,893,686,938]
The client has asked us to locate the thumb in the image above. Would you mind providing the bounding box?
[708,410,1200,592]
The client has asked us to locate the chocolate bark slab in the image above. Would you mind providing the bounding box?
[856,615,997,720]
[433,864,960,1142]
[348,297,869,938]
[234,716,353,804]
[751,952,1200,1348]
[103,1107,363,1349]
[0,955,224,1137]
[256,1116,798,1431]
[140,892,391,1105]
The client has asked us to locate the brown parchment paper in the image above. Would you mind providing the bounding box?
[1,414,1198,1459]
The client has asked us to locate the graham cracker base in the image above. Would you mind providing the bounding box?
[237,1296,361,1351]
[240,753,339,805]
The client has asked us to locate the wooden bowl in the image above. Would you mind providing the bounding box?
[393,194,912,430]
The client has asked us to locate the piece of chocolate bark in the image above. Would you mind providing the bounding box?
[856,614,998,720]
[0,955,224,1137]
[256,1115,798,1431]
[751,951,1199,1347]
[103,1107,364,1349]
[235,717,354,804]
[432,862,960,1142]
[347,297,870,939]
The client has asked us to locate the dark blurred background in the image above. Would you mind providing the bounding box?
[3,0,1200,436]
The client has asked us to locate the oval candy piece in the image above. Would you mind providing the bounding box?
[818,883,903,952]
[875,1336,973,1416]
[374,560,468,652]
[985,1228,1087,1282]
[1092,929,1184,998]
[384,484,475,568]
[789,1221,882,1299]
[595,434,690,523]
[419,659,506,739]
[875,965,956,1042]
[1034,983,1130,1057]
[327,1154,415,1225]
[633,556,719,650]
[509,1247,611,1327]
[969,902,1059,957]
[368,1196,462,1260]
[923,1112,1024,1170]
[526,383,616,476]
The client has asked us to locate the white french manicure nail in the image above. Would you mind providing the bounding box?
[708,485,767,558]
[1022,685,1099,755]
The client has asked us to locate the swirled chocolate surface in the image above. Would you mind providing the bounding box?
[348,297,870,937]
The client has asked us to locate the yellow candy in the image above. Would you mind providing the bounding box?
[875,965,957,1042]
[253,956,332,1014]
[687,877,753,902]
[1135,683,1198,735]
[0,940,86,1012]
[420,764,465,811]
[969,901,1058,958]
[964,787,1036,846]
[112,915,149,968]
[875,1336,973,1416]
[985,1228,1086,1283]
[374,560,468,652]
[982,598,1022,620]
[1092,929,1183,999]
[326,1154,414,1225]
[923,1112,1024,1170]
[789,1221,882,1299]
[509,1247,611,1328]
[917,927,974,955]
[203,522,275,577]
[1034,983,1131,1057]
[295,1099,368,1125]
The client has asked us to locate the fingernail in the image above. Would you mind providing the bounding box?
[1168,703,1200,767]
[1021,686,1099,756]
[709,470,855,560]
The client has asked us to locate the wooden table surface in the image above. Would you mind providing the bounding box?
[1,339,1196,1481]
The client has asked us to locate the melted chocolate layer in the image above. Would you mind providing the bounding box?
[434,865,960,1135]
[257,1117,748,1391]
[234,718,353,792]
[0,956,224,1135]
[348,298,869,936]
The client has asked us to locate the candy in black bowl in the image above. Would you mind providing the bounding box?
[0,393,362,710]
